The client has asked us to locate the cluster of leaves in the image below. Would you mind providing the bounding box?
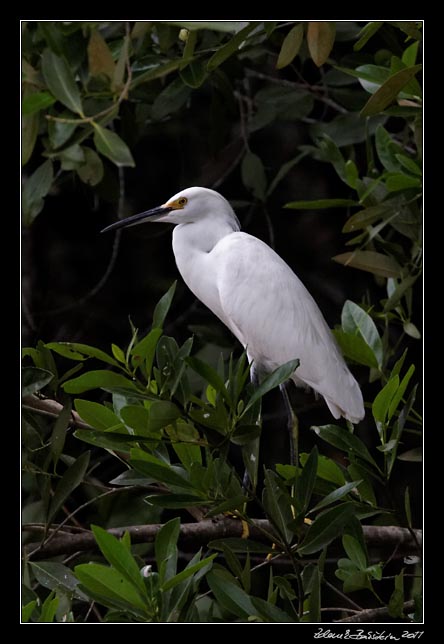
[22,280,421,622]
[22,21,422,623]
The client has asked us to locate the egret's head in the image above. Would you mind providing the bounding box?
[101,186,240,233]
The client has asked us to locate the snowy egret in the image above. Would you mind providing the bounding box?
[102,186,364,424]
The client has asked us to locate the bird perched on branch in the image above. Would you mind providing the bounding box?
[102,186,364,425]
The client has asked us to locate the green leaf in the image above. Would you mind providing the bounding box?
[395,153,421,177]
[38,591,59,623]
[22,159,54,225]
[22,90,56,116]
[30,561,86,599]
[22,600,37,623]
[51,399,72,465]
[308,566,321,622]
[342,534,367,569]
[298,502,355,555]
[309,480,362,514]
[242,359,299,415]
[46,342,119,366]
[22,367,54,397]
[353,22,384,51]
[341,300,383,368]
[207,23,257,71]
[388,570,405,618]
[131,328,163,374]
[276,23,304,69]
[63,370,138,394]
[185,356,231,406]
[241,151,267,201]
[77,148,104,186]
[343,204,395,233]
[74,399,122,430]
[404,321,421,339]
[263,469,293,544]
[91,525,147,596]
[385,173,421,192]
[162,553,217,591]
[333,250,402,278]
[402,41,419,68]
[372,376,399,424]
[122,401,181,435]
[361,65,422,116]
[375,125,405,172]
[130,452,194,490]
[155,517,180,584]
[251,596,298,623]
[295,446,318,515]
[230,424,262,446]
[311,425,379,471]
[153,281,177,328]
[93,124,135,168]
[179,60,208,88]
[74,429,136,451]
[22,110,39,165]
[284,198,356,210]
[345,160,359,189]
[388,364,415,421]
[165,21,249,33]
[332,329,379,369]
[48,451,90,522]
[152,77,191,120]
[307,22,336,67]
[74,563,148,613]
[41,49,83,115]
[299,452,346,486]
[206,570,256,619]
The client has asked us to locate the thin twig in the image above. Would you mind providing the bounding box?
[335,600,415,623]
[324,579,363,612]
[245,68,348,114]
[22,395,93,430]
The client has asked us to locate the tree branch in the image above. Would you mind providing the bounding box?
[23,518,422,561]
[22,395,93,430]
[334,600,415,623]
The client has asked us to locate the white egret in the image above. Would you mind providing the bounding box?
[102,186,364,425]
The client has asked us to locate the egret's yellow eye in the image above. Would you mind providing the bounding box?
[178,197,188,207]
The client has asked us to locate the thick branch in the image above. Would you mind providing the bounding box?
[335,600,415,623]
[23,518,422,561]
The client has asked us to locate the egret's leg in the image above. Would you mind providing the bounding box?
[279,381,299,468]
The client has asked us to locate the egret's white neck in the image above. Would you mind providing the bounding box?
[173,214,239,255]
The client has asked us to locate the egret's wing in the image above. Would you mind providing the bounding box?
[213,232,364,423]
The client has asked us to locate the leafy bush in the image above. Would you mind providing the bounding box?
[22,21,422,623]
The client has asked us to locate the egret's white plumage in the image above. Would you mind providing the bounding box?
[103,186,364,424]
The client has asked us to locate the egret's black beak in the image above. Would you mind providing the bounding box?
[101,205,173,233]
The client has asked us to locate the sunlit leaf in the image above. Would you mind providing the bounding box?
[307,22,336,67]
[361,65,422,116]
[332,251,402,278]
[276,23,304,69]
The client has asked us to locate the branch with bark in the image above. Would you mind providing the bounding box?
[23,517,422,561]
